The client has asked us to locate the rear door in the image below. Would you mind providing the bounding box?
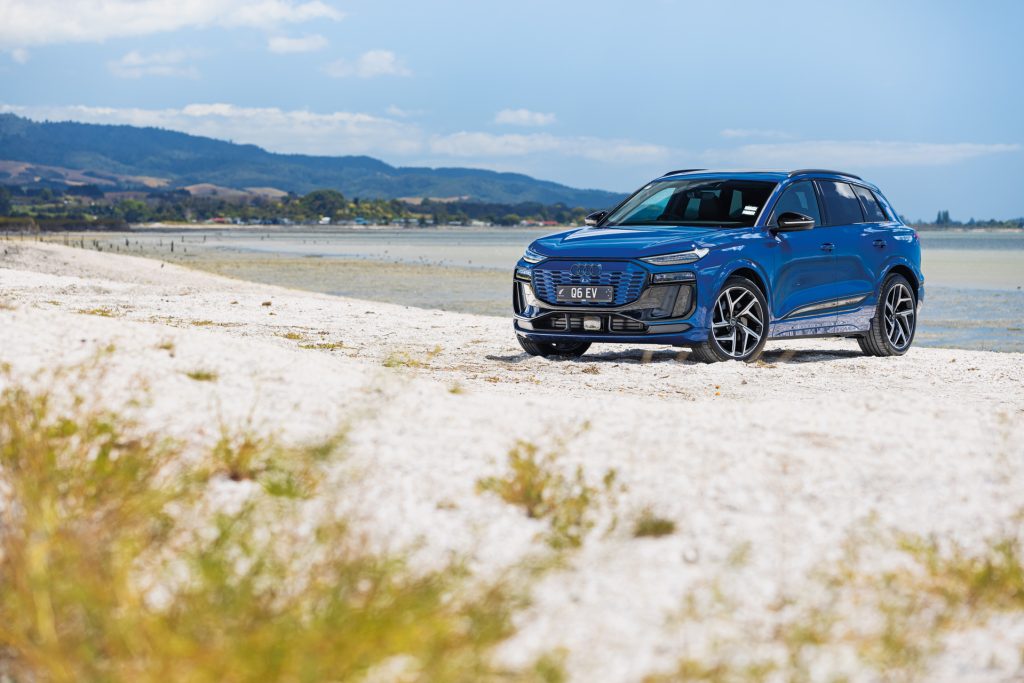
[766,180,837,335]
[817,180,881,331]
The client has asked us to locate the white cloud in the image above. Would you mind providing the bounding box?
[494,108,556,127]
[267,33,327,53]
[324,50,410,78]
[430,132,669,164]
[703,140,1022,168]
[719,128,792,140]
[9,47,29,63]
[0,103,423,156]
[385,105,423,118]
[108,50,199,78]
[0,0,343,48]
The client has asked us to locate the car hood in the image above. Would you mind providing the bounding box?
[531,225,718,259]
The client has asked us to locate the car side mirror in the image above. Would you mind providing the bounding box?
[773,212,815,232]
[584,211,607,226]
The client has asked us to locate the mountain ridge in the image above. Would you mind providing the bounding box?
[0,113,625,207]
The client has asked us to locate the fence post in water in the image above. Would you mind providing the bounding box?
[170,241,174,253]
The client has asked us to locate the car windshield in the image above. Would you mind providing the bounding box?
[604,178,777,228]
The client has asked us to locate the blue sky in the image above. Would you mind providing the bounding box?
[1,0,1022,219]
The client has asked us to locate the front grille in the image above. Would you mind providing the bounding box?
[535,313,647,334]
[609,317,646,332]
[550,316,583,331]
[532,261,647,306]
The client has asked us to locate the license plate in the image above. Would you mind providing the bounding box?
[556,285,614,303]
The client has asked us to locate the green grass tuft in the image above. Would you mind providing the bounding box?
[632,509,676,538]
[184,369,218,382]
[477,437,619,549]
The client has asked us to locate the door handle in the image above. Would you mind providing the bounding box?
[820,242,835,252]
[872,239,886,248]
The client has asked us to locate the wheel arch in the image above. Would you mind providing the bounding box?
[883,262,920,299]
[724,264,769,299]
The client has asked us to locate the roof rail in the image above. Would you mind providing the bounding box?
[788,168,862,180]
[662,168,706,176]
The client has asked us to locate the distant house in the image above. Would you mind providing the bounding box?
[318,216,331,225]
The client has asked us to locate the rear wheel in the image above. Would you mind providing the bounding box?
[517,335,591,358]
[858,274,917,357]
[691,276,769,363]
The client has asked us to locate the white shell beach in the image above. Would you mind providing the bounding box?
[2,242,1023,681]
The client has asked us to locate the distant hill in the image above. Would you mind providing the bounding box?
[0,114,624,208]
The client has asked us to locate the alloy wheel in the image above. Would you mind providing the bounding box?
[711,286,765,358]
[884,282,915,350]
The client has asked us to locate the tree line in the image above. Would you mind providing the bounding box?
[0,185,595,230]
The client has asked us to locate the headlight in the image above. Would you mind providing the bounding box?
[522,247,547,264]
[640,248,709,266]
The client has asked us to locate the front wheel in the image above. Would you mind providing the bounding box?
[858,274,917,357]
[517,335,591,358]
[690,276,769,363]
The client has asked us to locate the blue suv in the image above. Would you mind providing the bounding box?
[513,169,923,362]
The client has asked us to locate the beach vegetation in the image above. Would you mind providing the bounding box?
[383,345,441,369]
[300,341,344,350]
[476,438,620,549]
[77,307,116,317]
[184,369,218,382]
[279,331,304,340]
[647,527,1024,683]
[632,509,676,538]
[0,369,564,683]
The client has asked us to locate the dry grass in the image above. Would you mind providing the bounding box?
[632,509,676,538]
[279,331,304,341]
[299,341,345,350]
[77,307,116,317]
[190,319,216,326]
[184,369,218,382]
[384,345,442,369]
[0,369,565,683]
[647,526,1024,682]
[477,437,619,549]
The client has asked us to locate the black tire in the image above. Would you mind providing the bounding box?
[517,335,591,358]
[858,273,917,357]
[691,276,770,363]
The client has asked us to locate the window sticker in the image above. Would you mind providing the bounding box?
[742,205,758,216]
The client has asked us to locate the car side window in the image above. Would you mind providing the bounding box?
[852,185,887,222]
[769,181,822,227]
[816,180,865,225]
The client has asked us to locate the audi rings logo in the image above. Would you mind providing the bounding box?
[569,263,603,279]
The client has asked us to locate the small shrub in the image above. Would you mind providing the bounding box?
[300,341,344,350]
[77,307,115,317]
[184,369,218,382]
[477,438,619,549]
[279,331,304,340]
[384,345,441,368]
[633,509,676,538]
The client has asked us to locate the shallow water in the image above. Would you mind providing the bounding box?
[36,227,1024,352]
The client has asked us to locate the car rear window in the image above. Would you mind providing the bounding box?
[816,180,865,225]
[852,185,888,222]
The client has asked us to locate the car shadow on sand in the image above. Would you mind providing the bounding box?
[486,346,865,365]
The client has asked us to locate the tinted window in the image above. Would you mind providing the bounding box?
[852,185,887,222]
[817,181,865,225]
[604,179,776,228]
[770,181,821,227]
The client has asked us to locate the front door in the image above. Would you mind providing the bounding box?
[766,181,838,336]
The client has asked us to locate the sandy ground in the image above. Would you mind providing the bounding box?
[2,242,1024,681]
